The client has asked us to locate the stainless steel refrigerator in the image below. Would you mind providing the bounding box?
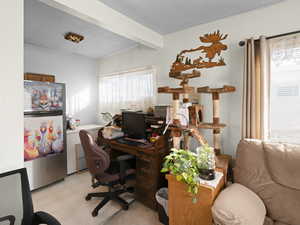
[24,80,67,190]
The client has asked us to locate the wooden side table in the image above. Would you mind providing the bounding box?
[167,169,225,225]
[216,154,231,183]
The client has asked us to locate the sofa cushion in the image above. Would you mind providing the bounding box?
[264,217,274,225]
[212,183,266,225]
[274,222,289,225]
[260,179,300,225]
[234,139,274,193]
[263,142,300,190]
[235,139,300,225]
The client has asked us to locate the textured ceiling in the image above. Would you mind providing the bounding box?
[99,0,284,34]
[24,0,138,59]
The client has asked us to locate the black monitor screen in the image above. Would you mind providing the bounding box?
[122,112,146,139]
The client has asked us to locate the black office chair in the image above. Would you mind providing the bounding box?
[0,216,15,225]
[79,130,135,217]
[0,168,61,225]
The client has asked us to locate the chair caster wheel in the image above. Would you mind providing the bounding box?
[85,195,92,201]
[92,210,98,217]
[122,205,129,210]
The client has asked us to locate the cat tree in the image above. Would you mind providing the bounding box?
[158,31,236,155]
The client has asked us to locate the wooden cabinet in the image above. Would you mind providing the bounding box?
[167,170,225,225]
[134,153,166,209]
[24,73,55,82]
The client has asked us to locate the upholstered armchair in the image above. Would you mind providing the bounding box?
[212,139,300,225]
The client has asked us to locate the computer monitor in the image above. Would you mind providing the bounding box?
[122,111,146,139]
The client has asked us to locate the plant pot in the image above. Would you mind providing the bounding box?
[199,168,215,180]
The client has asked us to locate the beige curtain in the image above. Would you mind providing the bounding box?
[242,36,270,140]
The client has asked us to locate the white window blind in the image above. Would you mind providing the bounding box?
[98,68,155,115]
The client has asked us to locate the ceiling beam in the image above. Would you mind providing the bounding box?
[40,0,164,49]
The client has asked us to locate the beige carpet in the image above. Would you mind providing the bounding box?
[32,171,162,225]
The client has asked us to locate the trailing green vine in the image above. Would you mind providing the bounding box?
[161,148,199,202]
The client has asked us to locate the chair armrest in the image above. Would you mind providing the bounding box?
[33,211,61,225]
[212,183,266,225]
[0,215,15,225]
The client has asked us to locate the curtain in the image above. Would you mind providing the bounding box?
[98,68,155,115]
[242,37,270,140]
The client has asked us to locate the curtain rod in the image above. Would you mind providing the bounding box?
[239,30,300,47]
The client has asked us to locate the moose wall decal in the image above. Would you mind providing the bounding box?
[169,30,228,78]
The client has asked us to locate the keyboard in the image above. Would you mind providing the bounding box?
[116,138,146,146]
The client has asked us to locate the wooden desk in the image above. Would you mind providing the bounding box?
[167,168,225,225]
[98,133,170,210]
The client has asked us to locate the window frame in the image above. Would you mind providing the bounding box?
[268,33,300,144]
[98,66,157,115]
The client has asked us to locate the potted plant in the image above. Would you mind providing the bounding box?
[161,148,200,202]
[161,144,216,202]
[196,144,216,180]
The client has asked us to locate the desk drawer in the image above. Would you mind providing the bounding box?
[136,185,157,210]
[136,167,152,178]
[136,179,157,190]
[136,152,152,163]
[136,158,158,178]
[136,158,152,170]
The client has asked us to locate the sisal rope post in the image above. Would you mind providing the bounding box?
[212,93,221,155]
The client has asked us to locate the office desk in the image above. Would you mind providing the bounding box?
[98,132,170,210]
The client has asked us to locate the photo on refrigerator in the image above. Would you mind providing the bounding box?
[24,115,64,161]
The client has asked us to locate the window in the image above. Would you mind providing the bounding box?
[269,34,300,143]
[98,68,155,115]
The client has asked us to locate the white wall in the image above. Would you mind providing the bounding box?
[99,0,300,156]
[25,43,99,125]
[0,0,24,173]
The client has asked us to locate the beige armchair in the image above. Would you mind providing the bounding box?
[212,139,300,225]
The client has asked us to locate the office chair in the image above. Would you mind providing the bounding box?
[0,216,15,225]
[79,130,135,217]
[0,168,61,225]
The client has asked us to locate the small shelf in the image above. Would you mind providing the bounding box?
[197,85,236,94]
[198,123,226,129]
[158,86,195,94]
